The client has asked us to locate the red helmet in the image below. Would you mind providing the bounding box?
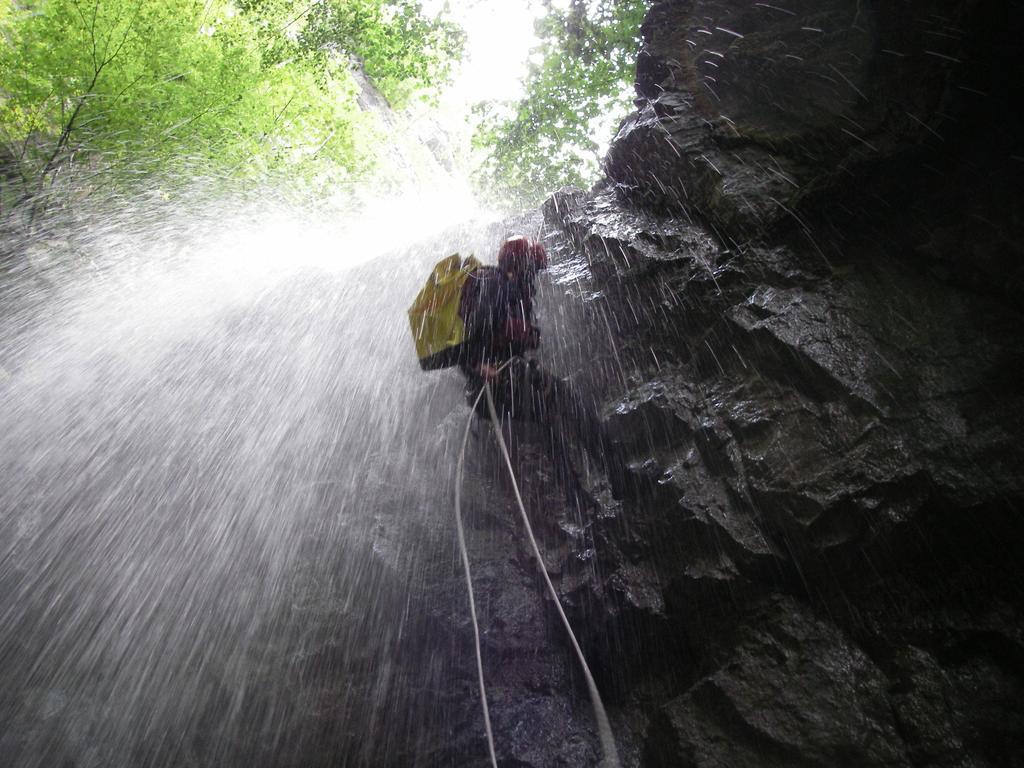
[497,236,548,275]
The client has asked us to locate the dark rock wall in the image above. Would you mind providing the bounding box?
[452,1,1024,766]
[606,0,1024,306]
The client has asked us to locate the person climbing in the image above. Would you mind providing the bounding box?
[455,235,625,501]
[429,237,624,768]
[457,235,547,394]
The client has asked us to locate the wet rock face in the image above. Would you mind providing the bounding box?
[637,0,875,136]
[494,1,1024,766]
[645,596,910,768]
[607,1,1024,307]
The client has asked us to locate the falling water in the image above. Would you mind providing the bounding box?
[0,185,561,767]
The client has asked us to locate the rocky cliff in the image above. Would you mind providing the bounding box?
[437,2,1024,766]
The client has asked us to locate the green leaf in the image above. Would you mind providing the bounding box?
[472,0,649,207]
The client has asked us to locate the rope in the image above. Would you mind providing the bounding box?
[455,382,499,768]
[455,362,620,767]
[483,383,621,768]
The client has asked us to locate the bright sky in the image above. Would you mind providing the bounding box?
[423,0,548,104]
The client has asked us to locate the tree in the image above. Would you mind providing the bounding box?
[294,0,465,107]
[0,0,464,203]
[473,0,648,206]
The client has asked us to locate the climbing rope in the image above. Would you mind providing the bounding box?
[454,381,499,768]
[454,364,621,768]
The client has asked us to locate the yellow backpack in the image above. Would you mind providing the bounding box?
[408,253,482,370]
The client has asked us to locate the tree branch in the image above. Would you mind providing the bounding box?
[100,0,144,70]
[40,0,145,183]
[39,68,101,180]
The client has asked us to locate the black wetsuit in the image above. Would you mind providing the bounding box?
[457,265,621,496]
[458,266,536,372]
